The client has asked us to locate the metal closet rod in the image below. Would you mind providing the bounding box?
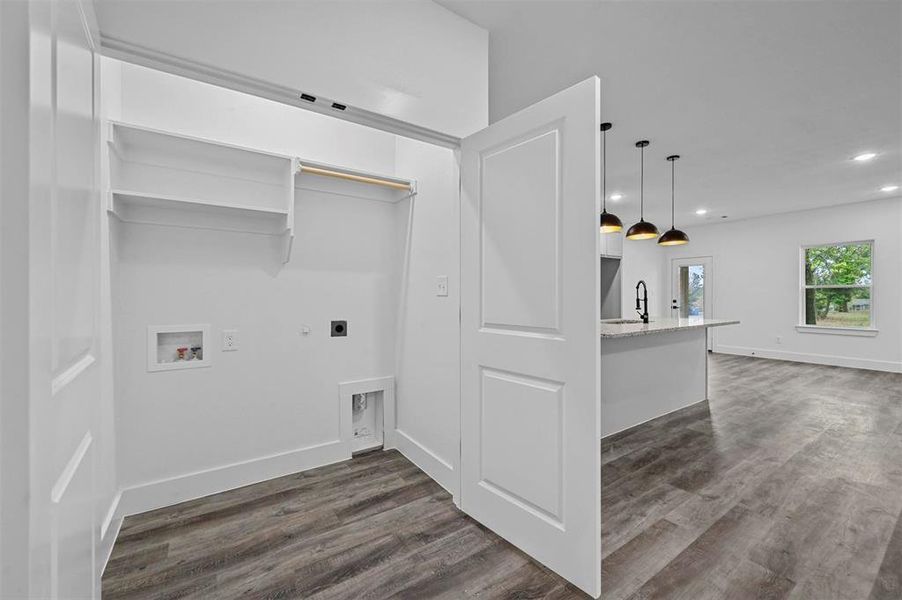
[298,164,412,191]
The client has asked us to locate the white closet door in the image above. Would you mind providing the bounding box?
[26,0,104,597]
[459,77,601,597]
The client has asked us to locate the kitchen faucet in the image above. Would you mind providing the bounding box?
[636,280,649,324]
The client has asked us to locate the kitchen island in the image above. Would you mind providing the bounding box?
[599,317,739,438]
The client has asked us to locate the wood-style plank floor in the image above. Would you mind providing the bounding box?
[102,448,585,599]
[602,354,902,600]
[104,354,902,599]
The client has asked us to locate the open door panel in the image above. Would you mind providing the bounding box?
[459,77,601,597]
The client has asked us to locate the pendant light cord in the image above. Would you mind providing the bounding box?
[602,128,607,211]
[640,144,645,220]
[671,158,675,229]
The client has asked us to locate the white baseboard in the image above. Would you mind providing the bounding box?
[716,345,902,373]
[393,428,456,496]
[99,491,123,576]
[118,439,348,518]
[600,398,709,442]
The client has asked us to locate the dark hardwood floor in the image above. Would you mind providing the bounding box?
[104,354,902,599]
[102,448,585,599]
[602,353,902,600]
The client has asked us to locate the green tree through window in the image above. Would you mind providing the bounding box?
[803,242,873,328]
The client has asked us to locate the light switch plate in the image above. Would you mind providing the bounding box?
[222,329,239,351]
[436,275,449,297]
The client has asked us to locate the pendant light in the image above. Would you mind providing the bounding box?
[599,123,623,233]
[658,155,690,246]
[625,140,659,240]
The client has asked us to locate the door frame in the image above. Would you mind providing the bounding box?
[671,256,715,350]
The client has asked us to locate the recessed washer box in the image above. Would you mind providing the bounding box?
[147,324,211,372]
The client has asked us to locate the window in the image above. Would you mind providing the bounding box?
[801,241,873,330]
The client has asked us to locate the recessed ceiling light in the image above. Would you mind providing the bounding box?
[880,184,899,192]
[853,152,877,162]
[610,193,623,201]
[695,208,707,215]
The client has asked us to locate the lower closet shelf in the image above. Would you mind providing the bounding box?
[109,190,291,236]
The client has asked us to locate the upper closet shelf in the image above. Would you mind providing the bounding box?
[105,121,416,263]
[106,121,296,261]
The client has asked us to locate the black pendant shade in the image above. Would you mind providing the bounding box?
[625,219,659,240]
[657,227,690,245]
[599,122,622,233]
[600,210,623,233]
[626,140,659,240]
[658,154,689,246]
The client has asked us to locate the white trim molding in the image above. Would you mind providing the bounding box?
[393,429,456,496]
[795,325,878,337]
[51,433,93,504]
[99,492,123,576]
[98,36,461,149]
[51,353,96,396]
[100,491,122,540]
[717,345,901,373]
[118,439,347,517]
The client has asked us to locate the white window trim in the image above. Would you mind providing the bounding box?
[798,239,876,335]
[795,325,878,337]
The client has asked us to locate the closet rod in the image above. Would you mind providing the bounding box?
[298,164,412,191]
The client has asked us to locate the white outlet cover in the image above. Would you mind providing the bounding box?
[436,275,449,297]
[222,329,239,351]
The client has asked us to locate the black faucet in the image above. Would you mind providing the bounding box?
[635,280,649,324]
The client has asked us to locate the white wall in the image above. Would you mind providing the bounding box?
[94,0,488,138]
[105,61,461,513]
[113,193,402,499]
[619,234,667,320]
[393,138,460,496]
[106,60,397,174]
[656,198,902,372]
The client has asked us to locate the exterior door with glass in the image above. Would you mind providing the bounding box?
[671,257,714,349]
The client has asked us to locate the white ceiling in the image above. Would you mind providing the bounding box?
[438,0,902,224]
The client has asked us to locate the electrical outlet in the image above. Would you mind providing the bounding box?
[222,329,239,351]
[331,320,347,337]
[436,275,449,297]
[776,335,783,344]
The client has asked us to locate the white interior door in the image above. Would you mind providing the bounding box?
[671,256,714,349]
[460,77,601,597]
[27,1,104,597]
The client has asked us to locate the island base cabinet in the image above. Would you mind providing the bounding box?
[600,329,707,438]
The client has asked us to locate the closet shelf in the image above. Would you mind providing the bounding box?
[106,121,297,262]
[109,190,291,235]
[105,121,417,265]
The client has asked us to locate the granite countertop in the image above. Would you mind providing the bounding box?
[599,317,740,339]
